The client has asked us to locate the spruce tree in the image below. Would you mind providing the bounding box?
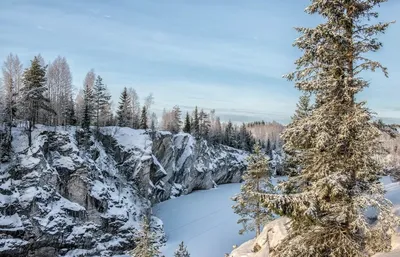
[192,106,199,137]
[130,216,161,257]
[183,112,191,133]
[292,93,312,121]
[20,56,53,146]
[174,241,190,257]
[266,138,272,156]
[171,105,182,134]
[140,106,148,130]
[259,1,397,256]
[81,83,94,131]
[117,87,132,127]
[93,75,111,128]
[66,95,76,125]
[224,121,234,146]
[232,143,275,237]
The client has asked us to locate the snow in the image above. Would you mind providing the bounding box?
[101,127,151,152]
[0,238,28,251]
[0,213,23,228]
[154,177,400,257]
[154,183,253,257]
[154,179,282,257]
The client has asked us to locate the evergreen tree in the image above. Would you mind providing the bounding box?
[260,1,397,256]
[66,95,76,125]
[183,112,191,133]
[81,83,94,131]
[232,143,274,237]
[265,138,272,156]
[192,106,199,137]
[117,87,132,127]
[199,109,210,140]
[292,93,312,121]
[93,75,111,128]
[130,216,161,257]
[171,105,182,134]
[224,121,234,146]
[19,56,53,146]
[174,241,190,257]
[140,106,148,130]
[239,123,249,151]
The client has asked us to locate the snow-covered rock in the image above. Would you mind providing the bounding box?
[150,131,247,201]
[229,218,289,257]
[0,126,248,256]
[97,127,248,202]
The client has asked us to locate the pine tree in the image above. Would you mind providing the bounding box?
[174,241,190,257]
[259,1,397,256]
[117,87,132,127]
[19,56,53,146]
[183,112,191,133]
[81,83,94,131]
[140,106,148,130]
[232,143,274,237]
[93,75,111,128]
[130,216,161,257]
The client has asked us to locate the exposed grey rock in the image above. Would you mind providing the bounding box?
[150,131,247,202]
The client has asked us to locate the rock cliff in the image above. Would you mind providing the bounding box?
[0,126,248,256]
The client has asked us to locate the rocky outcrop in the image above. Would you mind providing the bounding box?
[150,131,247,202]
[0,126,248,256]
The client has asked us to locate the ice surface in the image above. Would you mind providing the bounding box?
[154,183,254,257]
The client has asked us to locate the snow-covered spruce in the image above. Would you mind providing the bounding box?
[232,143,275,237]
[230,178,400,257]
[174,241,190,257]
[257,1,398,256]
[0,125,250,256]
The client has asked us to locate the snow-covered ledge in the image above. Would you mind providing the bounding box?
[229,217,399,257]
[229,217,289,257]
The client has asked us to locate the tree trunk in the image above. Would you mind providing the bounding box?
[28,121,32,147]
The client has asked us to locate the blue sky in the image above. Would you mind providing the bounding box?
[0,0,399,124]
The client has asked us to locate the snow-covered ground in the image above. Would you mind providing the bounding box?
[153,178,284,257]
[154,176,400,257]
[153,183,251,257]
